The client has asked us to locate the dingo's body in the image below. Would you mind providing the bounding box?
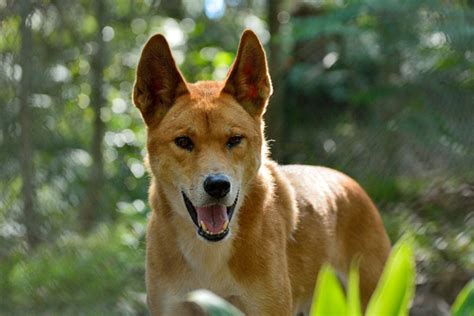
[133,30,391,315]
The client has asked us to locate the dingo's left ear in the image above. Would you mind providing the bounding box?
[221,30,272,117]
[133,34,189,126]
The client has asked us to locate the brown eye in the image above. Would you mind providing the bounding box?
[175,136,194,151]
[227,135,243,149]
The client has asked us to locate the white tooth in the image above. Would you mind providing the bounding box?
[200,221,209,233]
[217,221,229,234]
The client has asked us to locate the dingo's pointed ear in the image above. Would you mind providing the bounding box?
[133,34,189,126]
[221,30,272,117]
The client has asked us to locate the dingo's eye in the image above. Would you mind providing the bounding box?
[227,135,243,149]
[175,136,194,151]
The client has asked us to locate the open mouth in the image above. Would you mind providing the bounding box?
[182,192,238,242]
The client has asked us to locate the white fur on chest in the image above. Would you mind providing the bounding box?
[159,234,243,315]
[179,232,238,294]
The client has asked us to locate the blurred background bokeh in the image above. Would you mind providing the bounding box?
[0,0,473,314]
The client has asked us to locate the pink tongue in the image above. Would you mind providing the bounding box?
[195,204,228,234]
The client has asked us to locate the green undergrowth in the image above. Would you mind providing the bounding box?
[0,223,147,315]
[188,237,474,316]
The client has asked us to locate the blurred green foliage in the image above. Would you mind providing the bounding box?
[311,237,415,316]
[282,2,474,312]
[365,238,415,316]
[311,265,349,315]
[452,279,474,316]
[0,0,473,314]
[1,224,145,314]
[186,238,474,316]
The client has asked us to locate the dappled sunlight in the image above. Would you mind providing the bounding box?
[205,0,226,20]
[0,0,472,314]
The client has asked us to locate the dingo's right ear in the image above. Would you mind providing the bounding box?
[133,34,189,126]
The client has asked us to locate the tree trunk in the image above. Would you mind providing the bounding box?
[18,0,40,248]
[266,0,288,162]
[81,0,106,231]
[159,0,183,19]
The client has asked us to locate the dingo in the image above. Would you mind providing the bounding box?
[133,29,391,315]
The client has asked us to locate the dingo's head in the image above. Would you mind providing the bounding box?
[133,30,272,242]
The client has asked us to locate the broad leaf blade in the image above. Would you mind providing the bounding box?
[366,238,415,316]
[310,265,347,316]
[451,279,474,316]
[347,262,362,316]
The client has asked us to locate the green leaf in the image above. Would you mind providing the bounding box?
[310,265,347,316]
[451,279,474,316]
[347,262,362,316]
[185,290,244,316]
[366,237,415,316]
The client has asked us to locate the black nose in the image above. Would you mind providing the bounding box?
[204,174,231,198]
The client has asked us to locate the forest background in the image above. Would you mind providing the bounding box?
[1,0,473,314]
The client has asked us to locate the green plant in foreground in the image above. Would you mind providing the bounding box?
[451,279,474,316]
[188,237,474,316]
[311,237,415,316]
